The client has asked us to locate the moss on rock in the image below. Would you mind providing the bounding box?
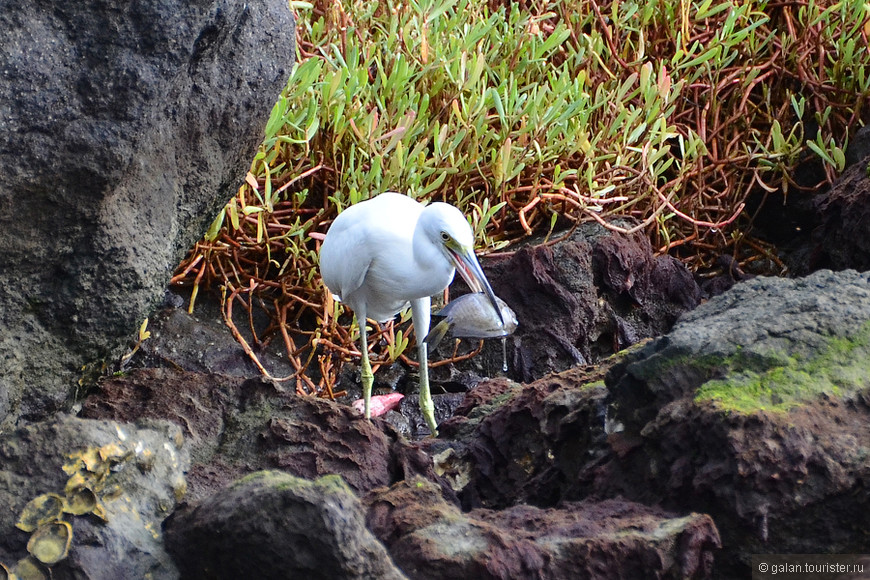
[695,321,870,413]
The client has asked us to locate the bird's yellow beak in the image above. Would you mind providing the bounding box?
[447,244,505,326]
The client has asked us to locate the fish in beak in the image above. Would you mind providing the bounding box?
[424,293,518,349]
[446,244,505,327]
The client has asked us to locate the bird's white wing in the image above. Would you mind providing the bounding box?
[319,192,426,320]
[319,210,373,303]
[320,193,420,301]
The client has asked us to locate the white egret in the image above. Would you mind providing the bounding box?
[319,192,503,435]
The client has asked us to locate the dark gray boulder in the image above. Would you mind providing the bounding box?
[165,470,408,580]
[607,269,870,428]
[0,0,295,427]
[593,269,870,577]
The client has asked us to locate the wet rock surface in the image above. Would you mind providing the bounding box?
[4,265,869,578]
[0,0,296,428]
[591,270,870,577]
[124,303,297,380]
[73,230,870,577]
[432,367,613,510]
[4,36,870,575]
[81,369,439,503]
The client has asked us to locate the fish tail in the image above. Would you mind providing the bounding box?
[424,319,451,349]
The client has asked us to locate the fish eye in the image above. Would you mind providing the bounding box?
[440,231,450,242]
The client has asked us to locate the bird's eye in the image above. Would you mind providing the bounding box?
[440,231,450,242]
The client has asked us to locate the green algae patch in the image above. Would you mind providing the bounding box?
[582,379,607,392]
[234,470,353,497]
[695,323,870,414]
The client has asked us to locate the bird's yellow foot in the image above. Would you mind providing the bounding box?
[360,353,374,419]
[420,397,438,437]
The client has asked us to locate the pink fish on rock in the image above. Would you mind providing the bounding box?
[352,392,404,417]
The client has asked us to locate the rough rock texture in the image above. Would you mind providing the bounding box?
[74,266,870,577]
[433,368,613,510]
[430,220,700,384]
[591,270,870,577]
[0,416,188,579]
[81,369,440,502]
[366,478,720,580]
[165,471,408,580]
[413,270,870,577]
[25,196,870,578]
[0,0,296,427]
[124,298,297,379]
[136,221,699,439]
[608,269,870,426]
[82,366,724,578]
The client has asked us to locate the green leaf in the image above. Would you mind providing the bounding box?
[205,208,225,242]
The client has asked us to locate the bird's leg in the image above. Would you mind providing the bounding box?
[411,297,438,436]
[417,341,438,436]
[357,316,374,419]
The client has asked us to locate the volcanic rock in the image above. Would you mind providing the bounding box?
[165,471,407,580]
[366,478,719,580]
[594,269,870,576]
[81,369,440,502]
[0,416,188,579]
[431,221,700,384]
[0,0,295,427]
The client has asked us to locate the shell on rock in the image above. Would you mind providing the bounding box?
[63,487,97,516]
[11,557,48,580]
[98,442,129,463]
[77,448,104,473]
[64,471,93,495]
[15,494,65,533]
[26,521,72,565]
[90,502,109,522]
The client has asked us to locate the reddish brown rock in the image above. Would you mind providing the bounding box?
[366,478,719,580]
[82,368,439,501]
[431,221,700,384]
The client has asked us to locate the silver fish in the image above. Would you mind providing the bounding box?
[424,293,518,349]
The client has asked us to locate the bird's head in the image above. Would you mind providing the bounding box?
[420,203,505,326]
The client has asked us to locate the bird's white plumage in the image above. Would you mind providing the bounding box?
[320,192,469,323]
[319,191,499,435]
